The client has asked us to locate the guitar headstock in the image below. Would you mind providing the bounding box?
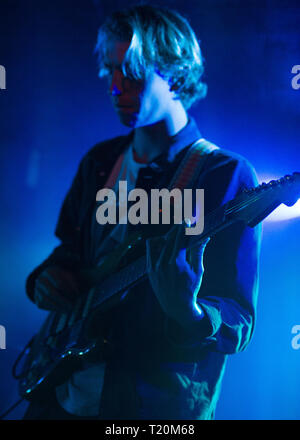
[226,172,300,227]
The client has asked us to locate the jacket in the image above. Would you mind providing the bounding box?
[25,119,261,419]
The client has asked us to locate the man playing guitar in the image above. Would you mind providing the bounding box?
[23,4,261,420]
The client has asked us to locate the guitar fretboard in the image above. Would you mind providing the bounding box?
[92,255,148,308]
[90,203,229,311]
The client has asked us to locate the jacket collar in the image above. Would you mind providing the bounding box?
[124,117,202,170]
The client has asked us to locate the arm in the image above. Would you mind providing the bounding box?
[26,136,128,308]
[25,155,87,305]
[146,152,261,354]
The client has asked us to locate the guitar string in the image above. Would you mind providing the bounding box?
[225,179,294,215]
[115,192,269,283]
[225,191,270,215]
[82,186,284,312]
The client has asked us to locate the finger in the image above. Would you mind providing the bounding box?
[40,269,79,300]
[168,222,188,263]
[35,278,72,312]
[41,269,73,297]
[35,282,70,311]
[47,267,81,297]
[146,235,167,273]
[187,237,210,273]
[34,282,63,311]
[154,225,183,268]
[146,222,187,272]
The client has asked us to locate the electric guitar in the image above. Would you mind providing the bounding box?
[14,172,300,400]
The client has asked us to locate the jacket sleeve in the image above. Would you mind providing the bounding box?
[25,155,88,302]
[164,152,262,354]
[25,136,128,303]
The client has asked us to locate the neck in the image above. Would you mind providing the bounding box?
[132,105,188,163]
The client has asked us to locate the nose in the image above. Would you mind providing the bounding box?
[109,69,123,96]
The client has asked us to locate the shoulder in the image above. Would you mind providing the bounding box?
[75,133,132,176]
[196,141,259,210]
[85,134,131,162]
[202,142,258,189]
[205,142,256,174]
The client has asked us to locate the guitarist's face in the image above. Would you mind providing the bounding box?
[105,40,178,128]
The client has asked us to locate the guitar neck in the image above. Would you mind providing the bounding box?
[80,168,300,317]
[91,202,230,310]
[91,254,148,309]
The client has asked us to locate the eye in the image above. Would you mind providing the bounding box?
[103,64,113,76]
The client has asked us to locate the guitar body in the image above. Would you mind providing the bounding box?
[18,293,120,399]
[18,311,92,399]
[17,229,150,400]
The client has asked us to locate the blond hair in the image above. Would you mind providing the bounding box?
[95,4,207,109]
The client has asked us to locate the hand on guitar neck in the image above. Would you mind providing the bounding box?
[34,266,82,313]
[146,222,210,328]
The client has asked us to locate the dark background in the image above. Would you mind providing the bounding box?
[0,0,299,419]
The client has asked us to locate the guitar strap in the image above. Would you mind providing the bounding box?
[105,137,219,192]
[167,138,219,191]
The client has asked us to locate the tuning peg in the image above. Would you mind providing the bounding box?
[290,172,300,180]
[268,180,278,186]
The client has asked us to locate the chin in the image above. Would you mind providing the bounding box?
[118,112,139,128]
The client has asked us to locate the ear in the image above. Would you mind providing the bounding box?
[169,77,184,92]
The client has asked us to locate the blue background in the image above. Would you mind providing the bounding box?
[0,0,299,420]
